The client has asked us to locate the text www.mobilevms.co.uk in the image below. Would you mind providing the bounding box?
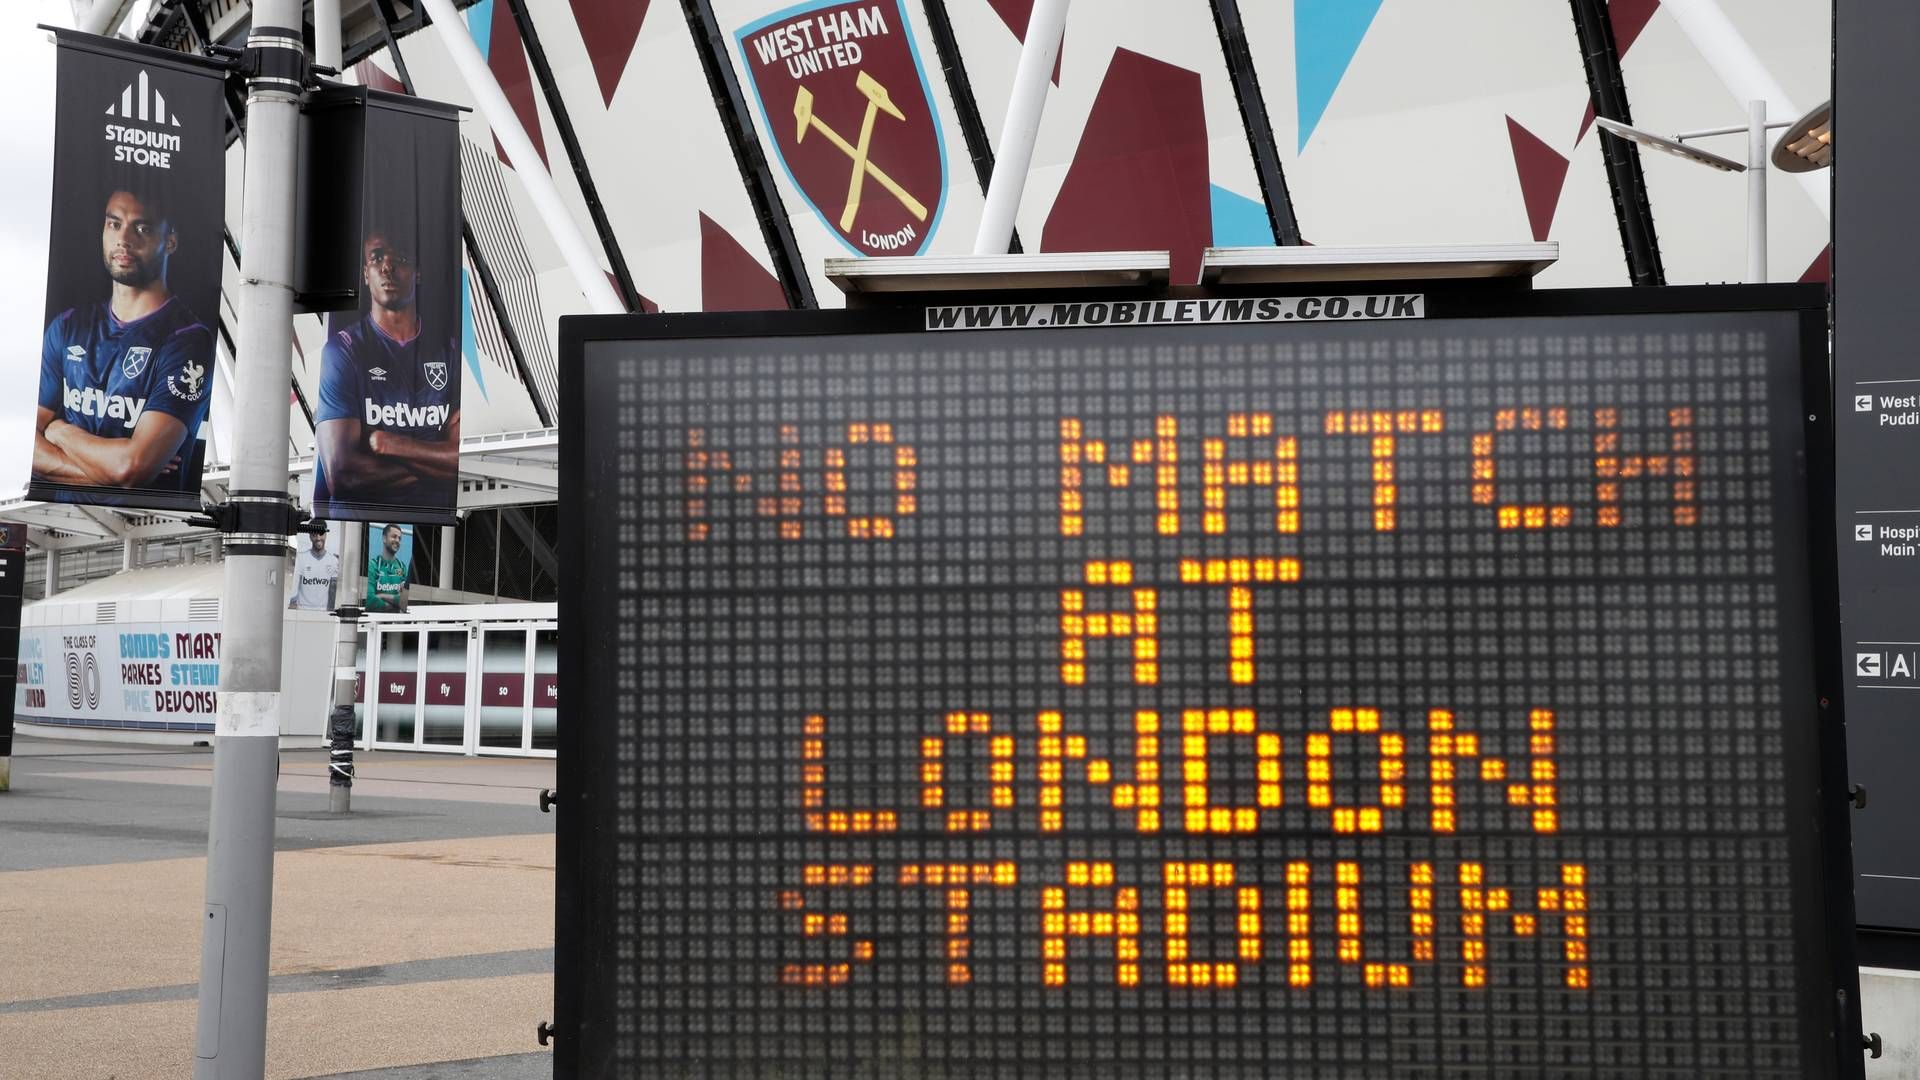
[924,294,1425,332]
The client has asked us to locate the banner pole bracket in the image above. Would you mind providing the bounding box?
[187,494,325,541]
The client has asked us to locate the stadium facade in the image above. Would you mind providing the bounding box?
[8,0,1831,755]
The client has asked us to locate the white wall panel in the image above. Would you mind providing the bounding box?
[520,0,783,312]
[1239,0,1628,287]
[947,0,1274,281]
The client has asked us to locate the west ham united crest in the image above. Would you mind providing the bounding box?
[737,0,948,257]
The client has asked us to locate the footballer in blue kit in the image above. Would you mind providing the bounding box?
[313,226,461,517]
[34,187,213,500]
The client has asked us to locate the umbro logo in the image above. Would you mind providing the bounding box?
[104,69,181,127]
[66,345,86,362]
[369,367,388,381]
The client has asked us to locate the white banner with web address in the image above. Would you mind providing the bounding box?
[926,294,1426,331]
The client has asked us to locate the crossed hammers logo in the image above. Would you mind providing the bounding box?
[794,70,930,233]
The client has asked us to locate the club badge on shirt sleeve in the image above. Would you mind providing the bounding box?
[167,356,207,401]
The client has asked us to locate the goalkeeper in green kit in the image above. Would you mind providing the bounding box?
[365,523,410,613]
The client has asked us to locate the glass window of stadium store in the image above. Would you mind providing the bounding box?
[353,606,557,757]
[354,508,560,757]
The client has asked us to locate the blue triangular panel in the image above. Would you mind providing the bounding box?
[1209,185,1274,247]
[467,0,495,59]
[1295,0,1383,152]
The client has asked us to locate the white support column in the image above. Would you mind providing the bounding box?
[438,525,457,590]
[974,0,1070,254]
[43,550,59,597]
[313,0,342,71]
[1746,100,1767,283]
[418,0,624,315]
[72,0,133,36]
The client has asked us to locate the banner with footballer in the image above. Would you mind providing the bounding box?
[30,34,227,511]
[312,95,463,527]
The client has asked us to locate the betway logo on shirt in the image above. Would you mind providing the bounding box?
[364,400,450,429]
[64,382,145,429]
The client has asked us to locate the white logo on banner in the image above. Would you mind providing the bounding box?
[122,346,151,378]
[363,399,450,429]
[423,361,448,391]
[102,69,183,169]
[62,382,145,429]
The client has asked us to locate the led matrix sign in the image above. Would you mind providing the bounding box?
[560,299,1851,1079]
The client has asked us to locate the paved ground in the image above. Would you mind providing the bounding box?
[0,736,555,1079]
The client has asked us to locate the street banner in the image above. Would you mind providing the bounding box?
[288,473,344,612]
[364,522,415,614]
[29,33,226,512]
[312,94,463,526]
[735,0,948,257]
[288,529,344,612]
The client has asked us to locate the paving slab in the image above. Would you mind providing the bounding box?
[0,973,552,1079]
[300,1053,552,1080]
[1,738,555,872]
[1,736,558,1078]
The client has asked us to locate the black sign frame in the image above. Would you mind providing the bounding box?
[557,282,1859,1079]
[1836,0,1920,948]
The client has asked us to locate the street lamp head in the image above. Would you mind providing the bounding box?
[1595,116,1746,173]
[1771,100,1832,173]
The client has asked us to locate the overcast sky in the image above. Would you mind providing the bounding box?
[0,3,77,499]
